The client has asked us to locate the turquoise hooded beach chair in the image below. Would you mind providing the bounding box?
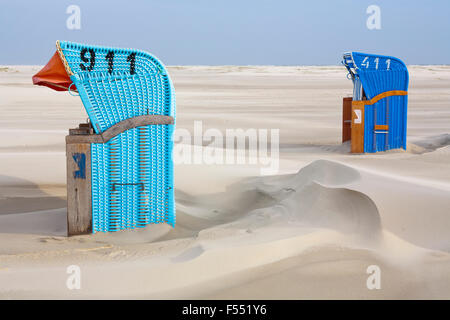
[38,41,176,233]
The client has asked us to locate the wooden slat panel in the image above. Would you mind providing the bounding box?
[66,115,175,144]
[351,104,365,153]
[66,142,92,236]
[342,97,352,142]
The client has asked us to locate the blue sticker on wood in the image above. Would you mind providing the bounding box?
[72,153,86,179]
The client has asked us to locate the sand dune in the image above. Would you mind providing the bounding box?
[0,66,449,299]
[0,160,448,299]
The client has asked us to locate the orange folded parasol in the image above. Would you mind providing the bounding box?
[32,51,76,91]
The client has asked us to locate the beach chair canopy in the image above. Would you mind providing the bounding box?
[33,41,175,133]
[343,52,409,100]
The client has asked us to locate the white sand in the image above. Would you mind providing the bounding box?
[0,65,449,299]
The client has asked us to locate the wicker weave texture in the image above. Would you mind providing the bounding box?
[59,41,175,133]
[91,125,175,232]
[59,41,175,232]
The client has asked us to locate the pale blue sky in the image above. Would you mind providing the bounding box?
[1,0,449,65]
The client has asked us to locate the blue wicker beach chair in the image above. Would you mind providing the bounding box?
[43,41,176,233]
[342,52,409,153]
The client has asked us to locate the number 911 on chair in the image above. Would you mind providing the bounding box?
[341,52,409,153]
[32,41,176,235]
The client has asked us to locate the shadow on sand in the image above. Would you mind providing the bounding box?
[0,175,66,236]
